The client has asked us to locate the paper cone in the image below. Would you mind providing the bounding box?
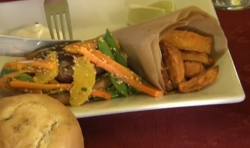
[113,6,228,91]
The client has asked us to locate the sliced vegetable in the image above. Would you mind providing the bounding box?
[81,87,87,91]
[104,29,127,66]
[1,68,33,82]
[104,29,139,94]
[0,68,15,78]
[109,77,128,96]
[33,51,59,84]
[91,50,163,97]
[107,87,120,98]
[97,37,129,97]
[83,39,98,49]
[91,89,111,100]
[4,59,55,70]
[69,56,96,106]
[104,29,120,51]
[15,73,33,82]
[9,80,71,89]
[65,44,163,98]
[128,85,140,95]
[92,49,141,81]
[97,37,115,59]
[0,70,35,90]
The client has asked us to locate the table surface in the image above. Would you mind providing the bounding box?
[1,0,250,148]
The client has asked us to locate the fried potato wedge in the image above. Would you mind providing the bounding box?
[181,50,213,65]
[160,41,185,88]
[162,30,212,54]
[161,62,174,92]
[178,66,219,93]
[184,61,205,78]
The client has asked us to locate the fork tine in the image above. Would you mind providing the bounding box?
[65,10,73,40]
[59,13,66,39]
[52,14,61,40]
[45,14,55,39]
[44,0,73,40]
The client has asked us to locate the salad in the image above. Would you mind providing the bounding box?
[0,29,163,106]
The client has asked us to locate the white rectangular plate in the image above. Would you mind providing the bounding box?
[0,0,245,118]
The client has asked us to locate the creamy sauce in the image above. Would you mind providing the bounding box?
[6,24,125,40]
[9,23,62,40]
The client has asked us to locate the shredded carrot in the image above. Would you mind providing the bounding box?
[4,79,111,100]
[0,76,15,90]
[92,51,164,97]
[0,68,111,100]
[83,39,98,49]
[0,70,35,90]
[65,44,140,80]
[91,89,111,100]
[10,80,71,90]
[65,45,164,98]
[18,88,43,94]
[4,59,55,70]
[92,50,141,80]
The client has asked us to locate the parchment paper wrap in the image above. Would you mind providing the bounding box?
[113,6,228,91]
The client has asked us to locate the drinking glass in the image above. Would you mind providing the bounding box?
[212,0,250,10]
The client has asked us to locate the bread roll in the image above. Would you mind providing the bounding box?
[0,94,84,148]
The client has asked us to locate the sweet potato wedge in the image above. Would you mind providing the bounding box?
[180,50,212,65]
[160,41,185,88]
[162,30,212,54]
[184,61,205,78]
[161,62,174,92]
[178,66,219,93]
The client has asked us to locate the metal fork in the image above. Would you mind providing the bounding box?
[44,0,73,40]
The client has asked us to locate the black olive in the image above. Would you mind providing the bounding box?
[56,55,74,83]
